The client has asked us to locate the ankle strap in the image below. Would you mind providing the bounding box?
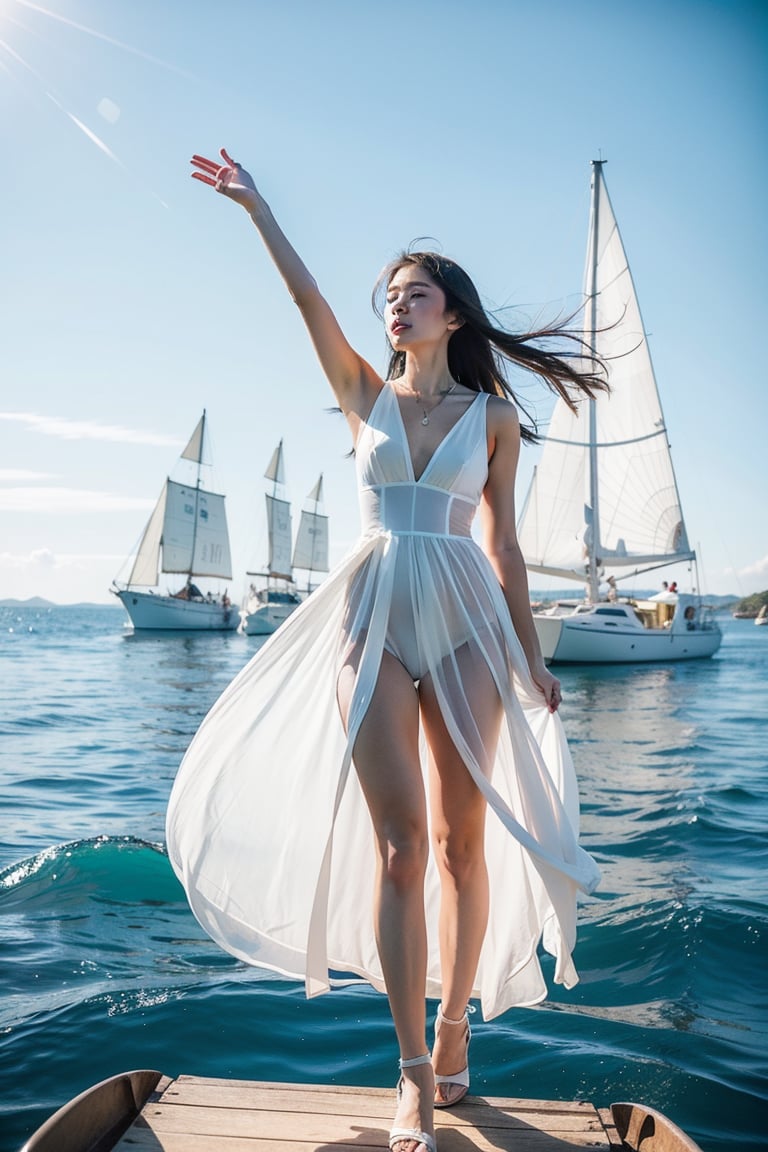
[399,1053,431,1069]
[437,1005,468,1026]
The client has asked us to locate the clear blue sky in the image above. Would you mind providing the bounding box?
[1,0,765,604]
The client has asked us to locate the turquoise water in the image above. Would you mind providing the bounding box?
[0,605,765,1150]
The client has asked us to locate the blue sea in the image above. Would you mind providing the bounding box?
[1,605,766,1150]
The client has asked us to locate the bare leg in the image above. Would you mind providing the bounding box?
[337,648,434,1150]
[419,647,503,1104]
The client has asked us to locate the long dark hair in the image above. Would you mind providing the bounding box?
[373,250,609,444]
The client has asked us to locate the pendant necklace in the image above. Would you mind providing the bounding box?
[401,381,457,425]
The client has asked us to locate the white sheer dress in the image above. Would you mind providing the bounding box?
[166,384,600,1020]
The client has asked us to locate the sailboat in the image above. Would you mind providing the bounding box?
[111,412,239,631]
[517,162,722,664]
[241,442,330,636]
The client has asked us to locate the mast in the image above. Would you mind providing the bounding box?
[516,163,696,592]
[248,440,294,583]
[188,409,206,582]
[585,161,604,604]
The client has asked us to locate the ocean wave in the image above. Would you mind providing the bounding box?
[0,836,177,909]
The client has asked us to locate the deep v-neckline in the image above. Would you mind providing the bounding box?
[386,384,482,483]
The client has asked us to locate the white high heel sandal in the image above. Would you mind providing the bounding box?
[433,1005,471,1108]
[389,1053,437,1152]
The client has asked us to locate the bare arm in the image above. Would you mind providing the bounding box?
[480,398,562,712]
[191,150,380,420]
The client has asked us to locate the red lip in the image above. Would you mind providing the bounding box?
[391,322,410,334]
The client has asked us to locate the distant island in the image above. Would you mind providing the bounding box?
[0,597,57,608]
[0,598,120,609]
[732,590,768,618]
[0,590,757,612]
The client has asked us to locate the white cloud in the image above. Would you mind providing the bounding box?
[0,487,154,513]
[0,551,124,571]
[0,469,54,482]
[0,412,183,448]
[0,550,128,604]
[738,555,768,580]
[29,548,55,570]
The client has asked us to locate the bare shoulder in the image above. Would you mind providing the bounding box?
[486,394,521,448]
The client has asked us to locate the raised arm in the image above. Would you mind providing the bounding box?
[191,149,380,419]
[480,398,562,713]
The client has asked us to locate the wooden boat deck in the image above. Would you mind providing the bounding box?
[23,1070,703,1152]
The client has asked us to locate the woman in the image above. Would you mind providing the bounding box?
[166,149,604,1152]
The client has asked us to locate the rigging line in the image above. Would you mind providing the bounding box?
[543,427,667,449]
[594,262,629,296]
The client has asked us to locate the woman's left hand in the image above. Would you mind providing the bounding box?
[531,665,562,712]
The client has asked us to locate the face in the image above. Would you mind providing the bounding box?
[384,265,460,351]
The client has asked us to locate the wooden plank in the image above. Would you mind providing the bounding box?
[134,1104,608,1143]
[153,1082,601,1131]
[112,1077,613,1152]
[118,1137,382,1151]
[168,1077,597,1112]
[119,1125,609,1151]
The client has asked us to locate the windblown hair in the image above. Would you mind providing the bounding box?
[373,250,609,444]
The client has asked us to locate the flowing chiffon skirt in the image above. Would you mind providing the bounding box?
[166,386,600,1020]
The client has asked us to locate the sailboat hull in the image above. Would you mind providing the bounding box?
[533,601,722,664]
[241,603,297,635]
[240,587,302,636]
[115,590,239,632]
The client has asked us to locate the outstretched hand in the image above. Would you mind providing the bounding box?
[190,148,259,213]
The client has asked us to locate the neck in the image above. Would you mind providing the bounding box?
[398,350,454,398]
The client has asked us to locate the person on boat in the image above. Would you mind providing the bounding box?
[166,149,606,1152]
[606,576,618,602]
[175,580,204,601]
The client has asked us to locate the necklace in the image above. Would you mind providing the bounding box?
[398,381,457,425]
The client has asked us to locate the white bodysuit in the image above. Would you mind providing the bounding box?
[166,384,600,1020]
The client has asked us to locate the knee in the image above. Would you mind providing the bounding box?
[380,825,428,893]
[432,827,485,886]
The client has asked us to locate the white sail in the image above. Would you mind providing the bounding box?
[122,412,233,587]
[127,484,167,586]
[265,494,293,580]
[306,475,324,503]
[160,481,233,578]
[264,440,286,485]
[292,476,329,573]
[517,163,694,585]
[180,414,206,465]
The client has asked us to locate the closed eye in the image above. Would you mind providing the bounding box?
[386,291,425,304]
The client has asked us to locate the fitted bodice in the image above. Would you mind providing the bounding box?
[355,385,489,537]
